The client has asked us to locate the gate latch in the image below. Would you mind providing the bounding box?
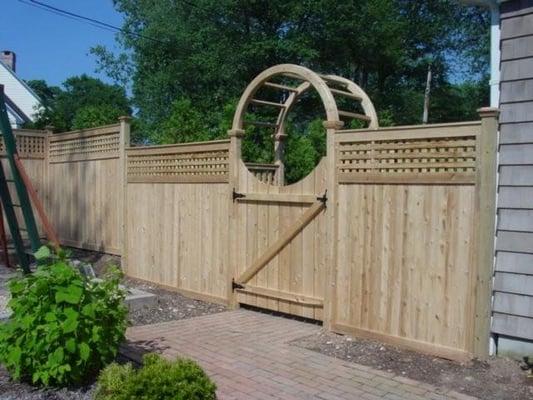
[232,279,245,291]
[232,188,246,202]
[317,190,328,205]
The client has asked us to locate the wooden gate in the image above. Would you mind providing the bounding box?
[231,159,328,320]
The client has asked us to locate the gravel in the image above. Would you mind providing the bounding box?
[293,330,533,400]
[124,277,226,326]
[0,372,94,400]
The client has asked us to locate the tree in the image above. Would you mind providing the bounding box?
[71,104,124,130]
[93,0,489,136]
[27,75,131,132]
[25,80,61,129]
[158,98,210,144]
[91,0,489,184]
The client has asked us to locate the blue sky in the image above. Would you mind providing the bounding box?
[1,0,123,87]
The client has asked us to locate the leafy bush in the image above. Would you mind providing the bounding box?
[72,104,123,130]
[0,247,128,386]
[94,353,216,400]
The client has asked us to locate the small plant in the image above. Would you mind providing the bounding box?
[0,246,128,386]
[94,353,217,400]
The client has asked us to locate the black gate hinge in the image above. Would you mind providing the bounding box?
[232,279,245,291]
[316,190,328,205]
[232,188,246,202]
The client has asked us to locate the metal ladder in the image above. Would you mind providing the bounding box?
[0,84,42,273]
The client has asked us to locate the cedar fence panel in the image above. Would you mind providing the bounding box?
[123,140,231,304]
[45,123,125,254]
[330,118,497,360]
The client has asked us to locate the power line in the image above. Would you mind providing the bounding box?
[17,0,167,44]
[18,0,117,34]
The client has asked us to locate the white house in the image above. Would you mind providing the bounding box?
[0,51,42,128]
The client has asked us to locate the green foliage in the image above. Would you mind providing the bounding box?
[158,98,210,144]
[72,105,124,130]
[26,75,131,132]
[94,353,217,400]
[284,134,317,184]
[284,119,326,184]
[94,0,489,134]
[0,247,127,387]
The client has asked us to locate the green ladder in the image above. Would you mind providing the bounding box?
[0,84,41,273]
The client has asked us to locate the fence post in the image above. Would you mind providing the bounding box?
[473,107,499,359]
[323,120,344,330]
[119,116,131,272]
[274,133,287,185]
[44,126,53,229]
[227,129,244,307]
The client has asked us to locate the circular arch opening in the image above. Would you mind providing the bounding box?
[230,64,378,186]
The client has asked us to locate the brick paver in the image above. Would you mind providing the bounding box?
[124,310,478,400]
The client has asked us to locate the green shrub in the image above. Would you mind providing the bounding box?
[0,247,128,386]
[94,353,217,400]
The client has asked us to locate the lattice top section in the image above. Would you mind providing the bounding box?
[337,133,478,184]
[127,141,230,183]
[0,132,46,159]
[49,128,120,163]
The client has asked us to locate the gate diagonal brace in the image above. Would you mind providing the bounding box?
[232,188,246,202]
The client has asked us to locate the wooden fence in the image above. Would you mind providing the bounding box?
[1,129,48,237]
[331,119,497,360]
[124,140,231,302]
[7,110,498,361]
[9,122,127,254]
[46,122,126,254]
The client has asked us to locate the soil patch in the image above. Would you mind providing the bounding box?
[293,330,533,400]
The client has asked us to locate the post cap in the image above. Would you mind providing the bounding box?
[118,115,132,123]
[477,107,500,119]
[228,129,245,138]
[44,125,55,133]
[322,120,344,130]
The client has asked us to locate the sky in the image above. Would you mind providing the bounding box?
[1,0,124,87]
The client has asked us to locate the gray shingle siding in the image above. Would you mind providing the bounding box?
[493,0,533,341]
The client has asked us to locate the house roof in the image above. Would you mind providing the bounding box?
[0,58,43,126]
[0,59,42,103]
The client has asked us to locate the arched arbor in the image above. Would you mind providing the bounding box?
[229,64,379,184]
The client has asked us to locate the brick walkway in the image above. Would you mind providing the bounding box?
[124,310,477,400]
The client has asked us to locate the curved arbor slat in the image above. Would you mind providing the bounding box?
[231,64,379,139]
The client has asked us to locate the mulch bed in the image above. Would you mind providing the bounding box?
[124,277,227,326]
[0,372,94,400]
[292,330,533,400]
